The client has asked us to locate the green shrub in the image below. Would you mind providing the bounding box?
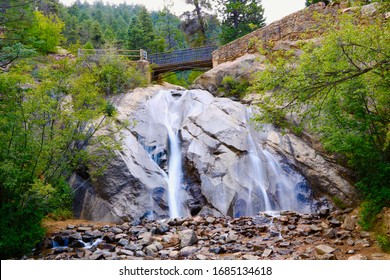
[95,56,148,95]
[376,234,390,252]
[0,203,45,259]
[332,196,347,210]
[219,76,250,98]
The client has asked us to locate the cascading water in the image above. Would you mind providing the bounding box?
[138,89,315,218]
[245,128,272,214]
[165,124,183,218]
[145,90,196,218]
[243,108,313,215]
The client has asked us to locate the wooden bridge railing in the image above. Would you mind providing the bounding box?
[77,49,147,61]
[148,45,217,67]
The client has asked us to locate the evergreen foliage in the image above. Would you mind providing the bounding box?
[218,0,266,44]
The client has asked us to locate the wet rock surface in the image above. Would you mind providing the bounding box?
[71,86,356,222]
[33,210,389,260]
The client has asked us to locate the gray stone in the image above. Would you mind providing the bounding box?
[324,228,337,239]
[125,243,143,251]
[117,238,129,247]
[68,233,82,243]
[317,254,337,260]
[206,217,216,224]
[135,251,146,258]
[159,250,170,258]
[315,245,336,255]
[277,249,292,256]
[347,239,355,246]
[278,242,291,248]
[180,246,199,257]
[179,230,198,248]
[242,254,259,260]
[342,216,356,231]
[310,225,322,232]
[153,241,164,251]
[348,254,368,260]
[355,239,370,247]
[262,248,273,258]
[196,254,208,260]
[226,234,239,243]
[117,249,134,256]
[139,232,153,245]
[115,233,128,240]
[334,239,344,245]
[110,227,123,234]
[209,246,226,254]
[361,3,380,17]
[329,219,342,227]
[169,251,180,258]
[69,240,85,248]
[145,244,158,256]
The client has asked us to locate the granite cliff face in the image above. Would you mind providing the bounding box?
[70,86,356,222]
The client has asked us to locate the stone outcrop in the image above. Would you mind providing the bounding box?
[264,130,358,205]
[70,86,357,223]
[190,54,265,95]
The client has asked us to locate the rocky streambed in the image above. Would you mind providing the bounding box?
[32,209,389,260]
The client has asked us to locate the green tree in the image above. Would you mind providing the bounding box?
[154,9,188,51]
[127,7,157,51]
[218,0,266,44]
[0,1,37,67]
[251,15,390,227]
[0,52,147,258]
[29,10,65,54]
[182,0,211,46]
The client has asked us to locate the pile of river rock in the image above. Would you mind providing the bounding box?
[33,209,386,260]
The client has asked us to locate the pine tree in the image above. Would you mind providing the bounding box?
[218,0,266,44]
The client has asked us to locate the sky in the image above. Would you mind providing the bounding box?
[59,0,306,24]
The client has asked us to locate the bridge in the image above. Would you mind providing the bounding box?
[148,45,217,78]
[78,45,217,79]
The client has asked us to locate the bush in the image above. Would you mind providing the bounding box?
[91,55,147,95]
[376,234,390,252]
[29,11,65,54]
[0,203,45,259]
[219,76,250,98]
[0,56,120,258]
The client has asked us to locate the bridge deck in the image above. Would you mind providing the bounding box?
[148,45,217,77]
[77,46,217,78]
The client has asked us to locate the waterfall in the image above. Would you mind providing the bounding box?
[165,124,183,218]
[246,130,272,214]
[145,90,192,218]
[138,89,315,219]
[244,108,312,214]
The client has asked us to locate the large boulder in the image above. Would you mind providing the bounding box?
[190,54,265,95]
